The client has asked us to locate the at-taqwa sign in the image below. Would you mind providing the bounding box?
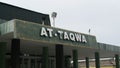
[40,27,87,43]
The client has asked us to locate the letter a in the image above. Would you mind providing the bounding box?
[40,27,48,37]
[82,35,87,43]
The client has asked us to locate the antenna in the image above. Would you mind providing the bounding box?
[51,12,57,27]
[88,29,91,35]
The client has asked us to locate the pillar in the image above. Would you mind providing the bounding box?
[56,44,64,68]
[95,52,100,68]
[35,59,38,68]
[51,60,54,68]
[73,50,78,68]
[11,39,20,68]
[65,56,71,68]
[86,57,89,68]
[21,58,25,68]
[27,58,31,68]
[42,47,49,68]
[115,54,119,68]
[0,42,6,68]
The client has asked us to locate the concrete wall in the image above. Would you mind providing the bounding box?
[0,2,51,26]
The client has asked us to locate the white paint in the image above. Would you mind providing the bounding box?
[40,27,87,43]
[47,28,53,37]
[64,32,69,40]
[40,27,48,37]
[69,33,75,41]
[58,30,63,39]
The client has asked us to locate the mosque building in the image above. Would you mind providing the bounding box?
[0,2,120,68]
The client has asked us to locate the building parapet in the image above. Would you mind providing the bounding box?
[0,19,120,53]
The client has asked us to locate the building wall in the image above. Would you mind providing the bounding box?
[0,19,6,24]
[78,59,115,68]
[0,2,51,26]
[79,66,114,68]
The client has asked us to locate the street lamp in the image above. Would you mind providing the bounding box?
[51,12,57,27]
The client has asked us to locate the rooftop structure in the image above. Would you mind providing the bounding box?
[0,2,51,26]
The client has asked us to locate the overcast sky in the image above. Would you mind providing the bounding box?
[0,0,120,46]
